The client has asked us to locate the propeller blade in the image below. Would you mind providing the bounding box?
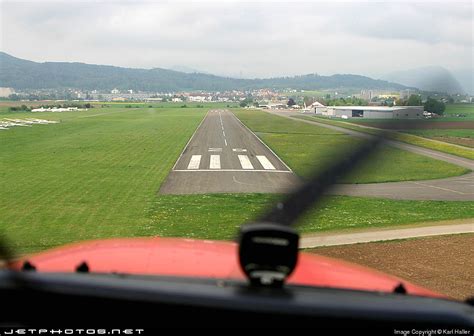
[238,127,387,286]
[258,130,385,227]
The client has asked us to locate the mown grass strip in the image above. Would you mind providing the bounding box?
[145,194,474,243]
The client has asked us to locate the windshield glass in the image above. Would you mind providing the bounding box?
[0,0,472,300]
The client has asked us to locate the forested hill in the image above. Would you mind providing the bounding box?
[0,52,409,92]
[382,66,466,95]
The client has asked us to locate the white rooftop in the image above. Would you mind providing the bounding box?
[326,106,423,111]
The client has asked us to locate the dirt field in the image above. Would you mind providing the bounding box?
[356,121,474,129]
[429,136,474,148]
[0,101,55,107]
[307,233,474,300]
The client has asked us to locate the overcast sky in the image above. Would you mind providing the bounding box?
[0,0,472,79]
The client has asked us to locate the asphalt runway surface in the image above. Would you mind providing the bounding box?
[266,110,474,201]
[159,110,300,194]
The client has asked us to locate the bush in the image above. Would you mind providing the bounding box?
[424,98,446,115]
[9,105,30,112]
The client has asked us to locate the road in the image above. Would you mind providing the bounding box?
[267,110,474,201]
[329,173,474,201]
[159,110,300,194]
[300,222,474,248]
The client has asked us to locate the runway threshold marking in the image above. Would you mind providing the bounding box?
[187,155,202,170]
[256,155,276,170]
[210,155,221,169]
[238,155,254,170]
[173,169,293,173]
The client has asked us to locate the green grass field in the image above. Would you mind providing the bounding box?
[444,103,474,120]
[404,129,473,138]
[0,107,206,253]
[1,106,473,255]
[298,115,474,160]
[148,194,474,240]
[234,110,468,182]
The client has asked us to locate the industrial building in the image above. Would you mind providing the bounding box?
[314,106,423,119]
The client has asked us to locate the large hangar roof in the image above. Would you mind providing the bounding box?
[327,106,423,111]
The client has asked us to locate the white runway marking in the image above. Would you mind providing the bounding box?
[173,169,292,173]
[210,155,221,169]
[232,148,247,152]
[410,181,466,195]
[256,155,276,170]
[238,155,254,170]
[208,148,222,152]
[219,111,224,127]
[219,111,228,147]
[187,155,202,170]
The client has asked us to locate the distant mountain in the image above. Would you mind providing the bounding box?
[0,52,408,92]
[452,69,474,96]
[382,66,465,94]
[168,65,210,74]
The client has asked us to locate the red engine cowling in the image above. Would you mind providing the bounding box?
[11,237,443,298]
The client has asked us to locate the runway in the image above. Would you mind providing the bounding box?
[159,110,301,194]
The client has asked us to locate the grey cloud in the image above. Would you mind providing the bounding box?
[320,2,472,46]
[0,1,472,78]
